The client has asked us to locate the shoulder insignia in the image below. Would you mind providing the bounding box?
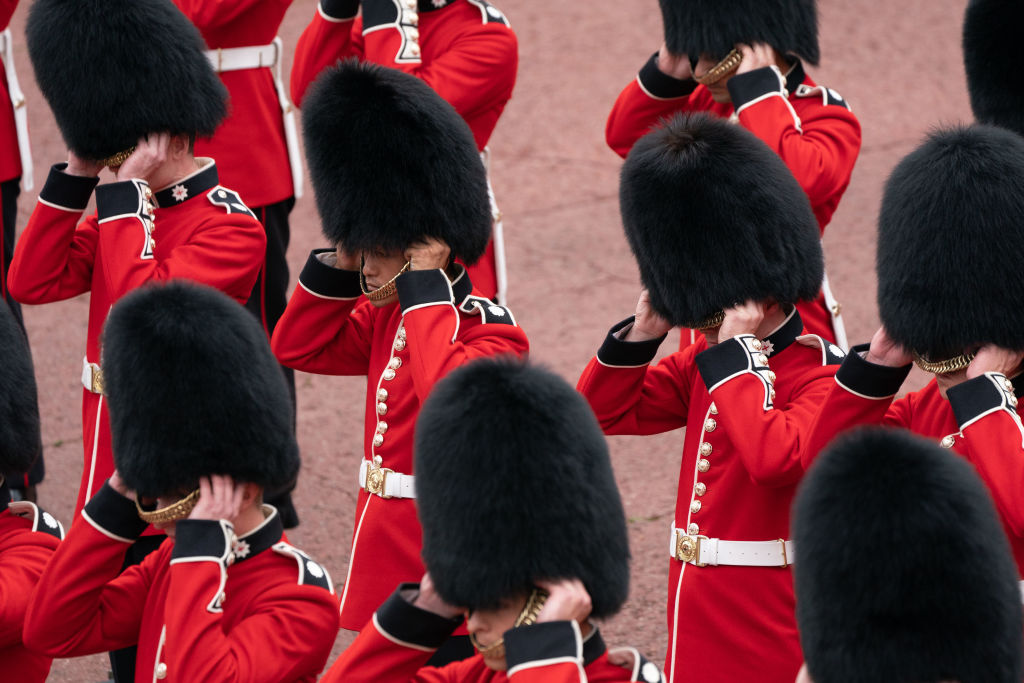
[272,542,334,592]
[9,501,65,540]
[467,0,510,26]
[794,83,852,111]
[607,647,665,683]
[796,334,847,366]
[206,187,257,220]
[459,295,518,326]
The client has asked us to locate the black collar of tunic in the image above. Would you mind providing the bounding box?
[762,306,803,357]
[234,505,284,563]
[153,159,220,208]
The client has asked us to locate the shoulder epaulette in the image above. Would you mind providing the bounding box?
[467,0,510,25]
[794,83,851,111]
[796,334,847,366]
[9,501,65,540]
[460,295,518,326]
[206,186,257,220]
[271,542,334,592]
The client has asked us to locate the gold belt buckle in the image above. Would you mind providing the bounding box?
[365,461,394,499]
[675,531,707,567]
[91,365,105,395]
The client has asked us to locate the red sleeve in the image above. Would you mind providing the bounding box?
[0,532,57,647]
[0,1,17,30]
[172,0,290,30]
[23,486,157,657]
[164,521,339,682]
[290,9,363,107]
[576,318,693,435]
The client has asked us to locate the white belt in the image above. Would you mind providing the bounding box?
[0,29,33,192]
[203,38,304,199]
[481,147,507,305]
[671,527,793,567]
[821,272,847,351]
[358,459,415,499]
[81,357,104,394]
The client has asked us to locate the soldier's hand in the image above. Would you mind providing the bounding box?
[534,578,591,625]
[735,42,776,75]
[107,470,135,500]
[65,150,104,178]
[966,344,1024,380]
[405,237,451,272]
[188,475,244,523]
[334,245,361,271]
[865,326,913,367]
[656,41,693,80]
[718,300,766,340]
[412,573,463,619]
[627,289,672,341]
[116,133,171,183]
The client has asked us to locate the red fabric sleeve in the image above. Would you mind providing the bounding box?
[271,284,373,375]
[173,0,290,30]
[0,534,57,647]
[7,204,97,304]
[290,12,363,107]
[321,618,458,683]
[959,411,1024,536]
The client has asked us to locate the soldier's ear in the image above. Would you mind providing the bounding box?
[168,133,192,160]
[241,483,262,507]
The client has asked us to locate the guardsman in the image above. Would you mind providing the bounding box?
[800,125,1024,583]
[290,0,518,303]
[607,0,860,349]
[0,299,64,683]
[23,281,339,683]
[577,113,845,683]
[323,359,665,683]
[173,1,305,527]
[793,428,1023,683]
[271,61,528,659]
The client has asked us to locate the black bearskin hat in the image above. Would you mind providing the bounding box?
[793,428,1022,683]
[878,124,1024,359]
[0,302,40,474]
[415,359,630,617]
[302,60,491,264]
[102,282,299,499]
[659,0,819,65]
[26,0,226,162]
[620,113,822,328]
[964,0,1024,136]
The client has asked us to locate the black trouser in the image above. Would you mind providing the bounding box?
[108,535,167,682]
[244,198,299,528]
[1,178,44,491]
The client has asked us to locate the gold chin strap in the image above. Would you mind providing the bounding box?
[97,146,137,169]
[359,256,411,302]
[913,351,975,375]
[692,310,726,331]
[136,488,200,525]
[469,588,549,659]
[694,49,744,86]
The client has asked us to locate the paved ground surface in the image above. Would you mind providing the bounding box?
[6,0,972,679]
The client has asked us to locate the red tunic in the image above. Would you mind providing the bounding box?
[0,494,63,683]
[0,0,21,183]
[24,483,339,683]
[322,585,665,683]
[606,56,862,343]
[801,346,1024,573]
[290,0,518,299]
[271,252,529,629]
[173,0,294,209]
[7,162,265,516]
[577,311,844,683]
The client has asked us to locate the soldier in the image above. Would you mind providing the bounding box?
[0,299,64,682]
[577,113,844,683]
[290,0,518,303]
[23,281,340,683]
[173,0,304,526]
[793,428,1023,683]
[607,0,860,349]
[322,359,664,683]
[271,60,528,659]
[800,125,1024,578]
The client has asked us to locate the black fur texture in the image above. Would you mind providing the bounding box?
[964,0,1024,135]
[302,60,491,264]
[26,0,226,161]
[102,282,299,499]
[658,0,819,65]
[414,359,630,617]
[793,428,1022,683]
[0,301,40,474]
[620,113,822,328]
[878,124,1024,359]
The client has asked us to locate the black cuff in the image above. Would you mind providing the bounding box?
[374,584,463,649]
[396,269,453,311]
[83,482,148,541]
[505,622,580,671]
[638,53,698,99]
[697,335,770,391]
[727,66,784,108]
[39,164,99,211]
[834,344,910,398]
[298,249,362,298]
[948,373,1017,429]
[595,317,665,367]
[171,520,233,562]
[95,180,148,222]
[320,0,360,19]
